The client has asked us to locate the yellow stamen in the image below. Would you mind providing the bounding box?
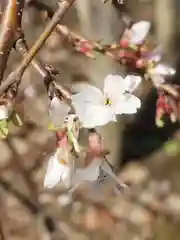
[147,61,155,69]
[48,123,58,131]
[104,97,112,106]
[59,159,67,165]
[129,44,138,51]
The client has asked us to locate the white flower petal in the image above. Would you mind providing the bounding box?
[152,45,162,54]
[44,151,69,188]
[72,82,95,93]
[124,75,141,92]
[150,73,164,86]
[153,64,175,75]
[73,158,102,184]
[114,94,141,114]
[114,104,137,114]
[49,97,70,127]
[130,21,151,44]
[103,74,126,96]
[58,194,72,206]
[72,101,116,128]
[148,45,162,62]
[126,94,141,108]
[0,105,8,120]
[71,85,103,104]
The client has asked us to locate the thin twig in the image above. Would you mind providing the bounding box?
[15,37,52,89]
[0,0,25,83]
[0,0,75,95]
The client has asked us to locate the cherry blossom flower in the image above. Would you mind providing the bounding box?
[71,158,128,195]
[44,132,127,193]
[44,130,105,190]
[44,150,102,189]
[150,74,165,86]
[48,96,70,129]
[129,21,151,44]
[71,74,141,128]
[44,136,72,188]
[72,157,102,185]
[143,45,162,62]
[44,122,128,192]
[147,63,175,87]
[148,63,175,76]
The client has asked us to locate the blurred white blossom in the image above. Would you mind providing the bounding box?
[0,105,8,120]
[149,73,165,86]
[73,158,102,184]
[71,74,141,128]
[149,63,175,76]
[44,147,71,189]
[130,21,151,44]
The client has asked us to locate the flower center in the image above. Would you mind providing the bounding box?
[59,159,67,165]
[104,97,112,106]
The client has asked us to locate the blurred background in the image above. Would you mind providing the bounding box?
[0,0,180,239]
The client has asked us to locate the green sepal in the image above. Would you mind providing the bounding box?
[11,112,23,127]
[67,129,74,143]
[156,119,164,128]
[128,44,138,51]
[164,140,180,156]
[67,129,80,153]
[0,119,8,139]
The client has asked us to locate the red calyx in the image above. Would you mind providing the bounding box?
[118,50,125,58]
[118,50,137,61]
[156,95,173,116]
[119,39,129,49]
[56,130,66,141]
[156,95,165,109]
[79,40,90,53]
[136,59,145,68]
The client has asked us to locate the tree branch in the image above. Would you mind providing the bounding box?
[15,37,73,101]
[0,0,75,95]
[15,37,52,89]
[0,0,25,83]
